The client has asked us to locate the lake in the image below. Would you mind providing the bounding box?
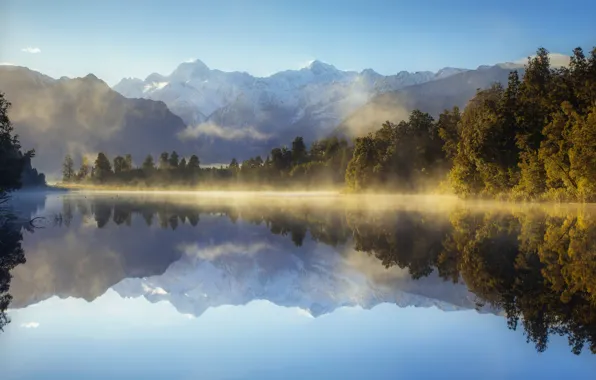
[1,191,596,379]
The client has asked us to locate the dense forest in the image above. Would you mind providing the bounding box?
[62,46,596,201]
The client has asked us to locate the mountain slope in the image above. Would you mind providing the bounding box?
[0,66,189,176]
[335,65,518,137]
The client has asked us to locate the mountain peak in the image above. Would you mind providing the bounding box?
[360,68,381,77]
[80,73,106,84]
[305,60,337,74]
[170,59,211,81]
[145,72,167,83]
[435,67,468,79]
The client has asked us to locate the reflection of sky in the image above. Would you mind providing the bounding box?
[2,292,595,380]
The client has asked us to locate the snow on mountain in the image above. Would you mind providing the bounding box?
[112,59,467,143]
[112,238,482,318]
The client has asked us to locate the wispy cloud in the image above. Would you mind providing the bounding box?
[178,122,271,141]
[21,47,41,54]
[0,62,15,66]
[20,322,40,329]
[514,53,570,68]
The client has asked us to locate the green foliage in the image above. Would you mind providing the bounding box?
[169,151,179,168]
[158,152,169,170]
[291,136,307,165]
[62,154,75,182]
[142,155,155,172]
[345,110,447,192]
[93,152,113,183]
[77,156,91,182]
[113,155,126,175]
[0,92,34,196]
[445,45,596,201]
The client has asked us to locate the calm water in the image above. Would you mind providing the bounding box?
[1,192,596,379]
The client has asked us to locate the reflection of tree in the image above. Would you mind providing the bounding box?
[348,211,449,279]
[93,202,112,228]
[0,217,26,332]
[439,211,596,355]
[113,203,132,226]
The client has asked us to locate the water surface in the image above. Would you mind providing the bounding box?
[1,192,595,379]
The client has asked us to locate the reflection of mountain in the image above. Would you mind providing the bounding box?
[113,240,479,318]
[10,194,479,316]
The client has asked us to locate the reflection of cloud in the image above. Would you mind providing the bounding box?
[142,283,168,295]
[178,122,271,141]
[21,47,41,54]
[20,322,40,328]
[179,242,273,260]
[296,308,314,318]
[340,246,411,286]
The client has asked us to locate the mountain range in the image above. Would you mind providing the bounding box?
[0,53,570,175]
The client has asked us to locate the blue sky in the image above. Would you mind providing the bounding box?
[1,0,595,85]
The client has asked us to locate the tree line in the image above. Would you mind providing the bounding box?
[62,135,352,189]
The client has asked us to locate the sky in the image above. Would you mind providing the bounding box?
[1,0,595,86]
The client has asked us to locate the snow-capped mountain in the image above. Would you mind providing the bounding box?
[113,59,468,143]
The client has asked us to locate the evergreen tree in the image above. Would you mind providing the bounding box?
[93,152,113,182]
[113,155,126,174]
[159,152,169,170]
[124,154,133,171]
[437,106,461,161]
[187,155,200,170]
[142,155,155,172]
[62,154,75,182]
[0,92,33,197]
[291,136,307,165]
[169,151,179,168]
[229,158,239,177]
[77,156,91,182]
